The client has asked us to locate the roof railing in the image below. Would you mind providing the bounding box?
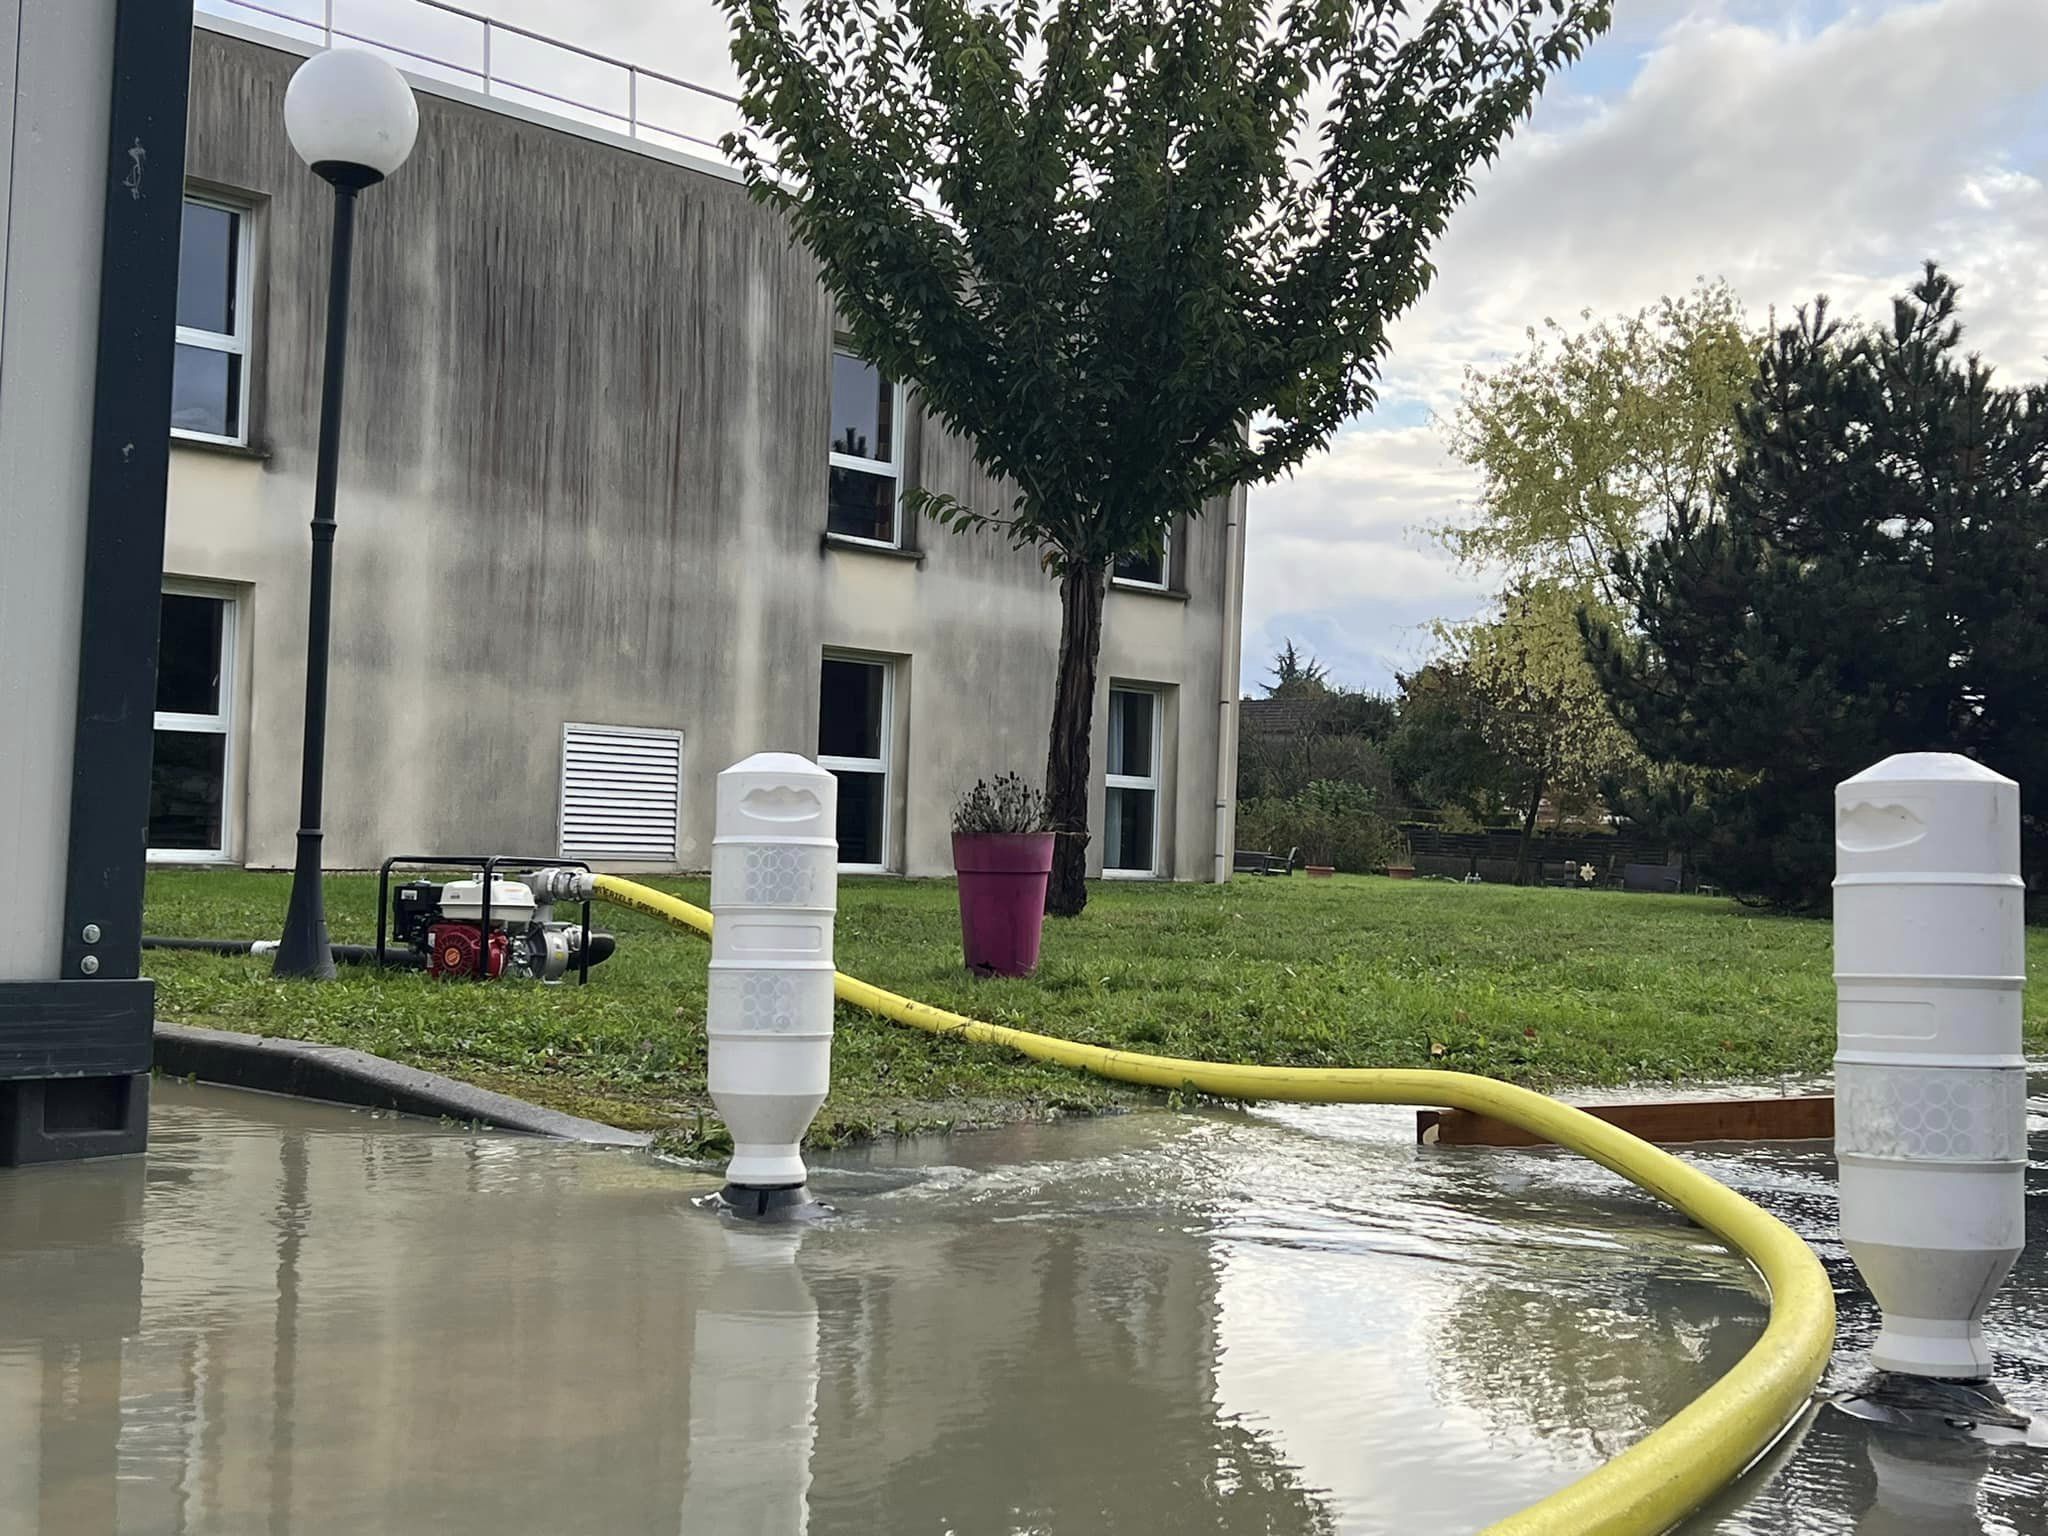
[198,0,742,160]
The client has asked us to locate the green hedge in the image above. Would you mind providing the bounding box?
[1236,781,1405,872]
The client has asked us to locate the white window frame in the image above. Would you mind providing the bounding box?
[172,192,253,449]
[826,345,905,551]
[149,582,238,865]
[1103,686,1162,878]
[818,650,895,873]
[1112,527,1173,592]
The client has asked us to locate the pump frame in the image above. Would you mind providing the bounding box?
[374,853,594,984]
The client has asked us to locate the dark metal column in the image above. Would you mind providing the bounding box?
[272,183,361,982]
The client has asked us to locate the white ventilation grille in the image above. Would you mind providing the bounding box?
[559,724,683,861]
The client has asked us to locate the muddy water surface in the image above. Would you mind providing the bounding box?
[0,1077,2041,1534]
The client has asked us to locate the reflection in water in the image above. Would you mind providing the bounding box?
[0,1079,2038,1534]
[680,1224,818,1534]
[0,1156,143,1532]
[1859,1424,1995,1536]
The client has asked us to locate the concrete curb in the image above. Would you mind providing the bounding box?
[152,1022,654,1147]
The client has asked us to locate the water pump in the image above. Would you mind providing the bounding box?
[382,860,614,983]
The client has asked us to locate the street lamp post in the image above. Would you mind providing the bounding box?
[273,50,419,980]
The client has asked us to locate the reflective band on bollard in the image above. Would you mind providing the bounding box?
[708,753,838,1195]
[1835,752,2028,1380]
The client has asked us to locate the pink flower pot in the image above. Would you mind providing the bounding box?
[953,832,1056,977]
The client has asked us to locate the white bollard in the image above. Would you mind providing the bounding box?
[708,753,838,1214]
[1835,752,2028,1380]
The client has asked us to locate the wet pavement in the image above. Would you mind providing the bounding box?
[0,1076,2041,1535]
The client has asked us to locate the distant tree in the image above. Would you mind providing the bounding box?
[1440,279,1761,604]
[1390,661,1516,826]
[1455,585,1639,880]
[1265,640,1331,698]
[1239,724,1393,804]
[720,0,1612,914]
[1391,588,1637,877]
[1434,281,1762,861]
[1239,643,1396,801]
[1329,690,1399,743]
[1587,266,2048,906]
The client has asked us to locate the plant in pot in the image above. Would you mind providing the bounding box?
[952,774,1055,977]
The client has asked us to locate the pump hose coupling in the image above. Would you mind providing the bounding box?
[529,867,598,903]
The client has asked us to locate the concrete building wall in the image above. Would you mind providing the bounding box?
[166,23,1244,879]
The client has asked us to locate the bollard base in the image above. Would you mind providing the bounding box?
[1869,1314,1999,1383]
[1831,1373,2034,1444]
[705,1183,831,1223]
[0,1074,149,1166]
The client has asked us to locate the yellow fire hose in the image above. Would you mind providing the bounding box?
[594,874,1834,1536]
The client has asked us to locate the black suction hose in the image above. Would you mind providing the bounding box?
[142,935,425,968]
[141,933,617,970]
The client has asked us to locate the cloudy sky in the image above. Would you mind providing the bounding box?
[213,0,2048,693]
[1237,0,2048,696]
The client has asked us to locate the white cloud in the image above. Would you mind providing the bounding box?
[1247,0,2048,692]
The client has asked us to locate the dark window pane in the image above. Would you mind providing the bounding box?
[1115,546,1165,586]
[830,351,892,463]
[832,769,885,865]
[1106,786,1155,872]
[177,201,238,335]
[150,730,226,852]
[818,658,885,760]
[828,466,897,544]
[171,345,240,438]
[156,594,225,714]
[1108,690,1153,778]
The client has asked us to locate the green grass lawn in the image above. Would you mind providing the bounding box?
[143,868,2048,1151]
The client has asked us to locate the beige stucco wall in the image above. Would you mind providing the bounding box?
[165,24,1244,880]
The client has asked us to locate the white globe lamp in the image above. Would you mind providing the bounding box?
[284,48,418,187]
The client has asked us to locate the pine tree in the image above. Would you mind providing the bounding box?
[1586,266,2048,906]
[1265,640,1331,698]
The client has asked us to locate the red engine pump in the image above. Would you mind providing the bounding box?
[425,922,508,980]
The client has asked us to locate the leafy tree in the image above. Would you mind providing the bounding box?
[1436,281,1762,857]
[1587,266,2048,906]
[1265,640,1331,698]
[1239,724,1393,804]
[1239,644,1395,800]
[1440,278,1761,604]
[1454,584,1639,879]
[1389,660,1516,825]
[720,0,1612,913]
[1393,586,1637,877]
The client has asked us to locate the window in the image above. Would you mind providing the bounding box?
[818,654,893,870]
[827,348,902,547]
[559,725,683,861]
[173,195,252,445]
[1114,529,1172,590]
[1104,687,1161,876]
[150,589,236,861]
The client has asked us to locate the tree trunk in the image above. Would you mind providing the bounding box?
[1045,560,1108,917]
[1513,775,1546,887]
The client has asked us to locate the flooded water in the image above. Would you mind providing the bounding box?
[0,1078,2041,1535]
